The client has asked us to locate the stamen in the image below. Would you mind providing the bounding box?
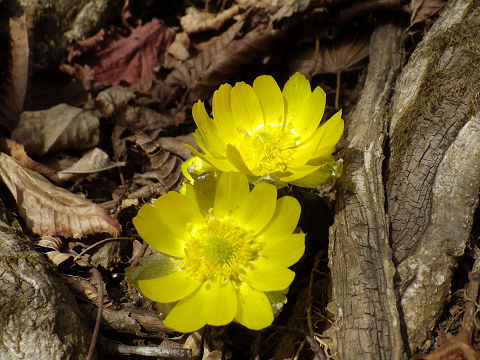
[180,218,259,283]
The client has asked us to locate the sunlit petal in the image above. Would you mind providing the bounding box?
[138,270,201,303]
[163,288,207,333]
[245,257,295,291]
[234,182,277,233]
[235,283,273,330]
[231,82,264,130]
[214,172,250,218]
[259,233,305,267]
[253,75,284,125]
[259,196,301,237]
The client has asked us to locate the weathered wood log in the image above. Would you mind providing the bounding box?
[328,19,406,360]
[0,201,93,359]
[387,0,480,352]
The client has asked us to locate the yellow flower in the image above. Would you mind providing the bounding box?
[130,172,305,332]
[186,72,344,188]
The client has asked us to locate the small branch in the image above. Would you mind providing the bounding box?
[102,340,192,358]
[87,268,104,360]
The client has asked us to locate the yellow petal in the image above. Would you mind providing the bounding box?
[282,72,311,123]
[245,257,295,291]
[253,75,284,125]
[287,158,342,188]
[192,102,225,156]
[212,83,237,140]
[311,110,344,159]
[214,172,250,218]
[133,191,202,258]
[185,144,237,173]
[294,86,326,139]
[289,126,327,166]
[259,233,305,267]
[280,164,321,183]
[259,196,301,237]
[138,270,201,303]
[225,144,254,175]
[163,287,207,333]
[203,281,237,326]
[231,82,264,131]
[235,283,273,330]
[182,177,217,216]
[234,182,277,234]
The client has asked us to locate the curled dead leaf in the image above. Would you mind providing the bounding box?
[62,274,116,309]
[37,236,74,266]
[180,5,240,34]
[61,18,175,90]
[0,10,33,131]
[0,153,121,238]
[289,34,370,77]
[57,147,125,183]
[11,103,100,157]
[408,0,446,31]
[96,86,136,117]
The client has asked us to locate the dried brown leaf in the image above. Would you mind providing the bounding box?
[60,18,175,91]
[0,10,33,131]
[409,0,445,30]
[37,236,74,266]
[0,138,58,182]
[422,328,480,360]
[62,274,116,309]
[57,147,125,182]
[156,2,307,103]
[95,85,136,117]
[167,32,191,61]
[0,153,121,238]
[290,35,370,76]
[180,5,240,34]
[11,103,100,156]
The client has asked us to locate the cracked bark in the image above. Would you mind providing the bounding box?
[0,201,93,359]
[387,0,480,352]
[330,0,480,358]
[329,19,406,360]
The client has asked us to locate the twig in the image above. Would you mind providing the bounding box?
[270,325,327,360]
[335,71,341,110]
[74,237,135,263]
[87,268,104,360]
[102,340,192,358]
[307,251,323,336]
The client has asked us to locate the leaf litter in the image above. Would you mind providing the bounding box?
[0,0,477,359]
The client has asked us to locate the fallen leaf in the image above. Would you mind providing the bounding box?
[0,138,58,182]
[62,274,116,309]
[180,5,240,34]
[0,153,121,238]
[11,103,100,156]
[289,34,370,76]
[422,328,480,360]
[154,2,308,104]
[408,0,445,30]
[0,9,33,132]
[95,85,136,117]
[37,236,74,266]
[166,32,191,62]
[57,147,125,182]
[60,18,175,90]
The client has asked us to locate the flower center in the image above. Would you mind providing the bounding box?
[238,124,298,176]
[180,218,259,283]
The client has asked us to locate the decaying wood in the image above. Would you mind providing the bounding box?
[328,20,406,360]
[0,201,93,359]
[387,0,480,351]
